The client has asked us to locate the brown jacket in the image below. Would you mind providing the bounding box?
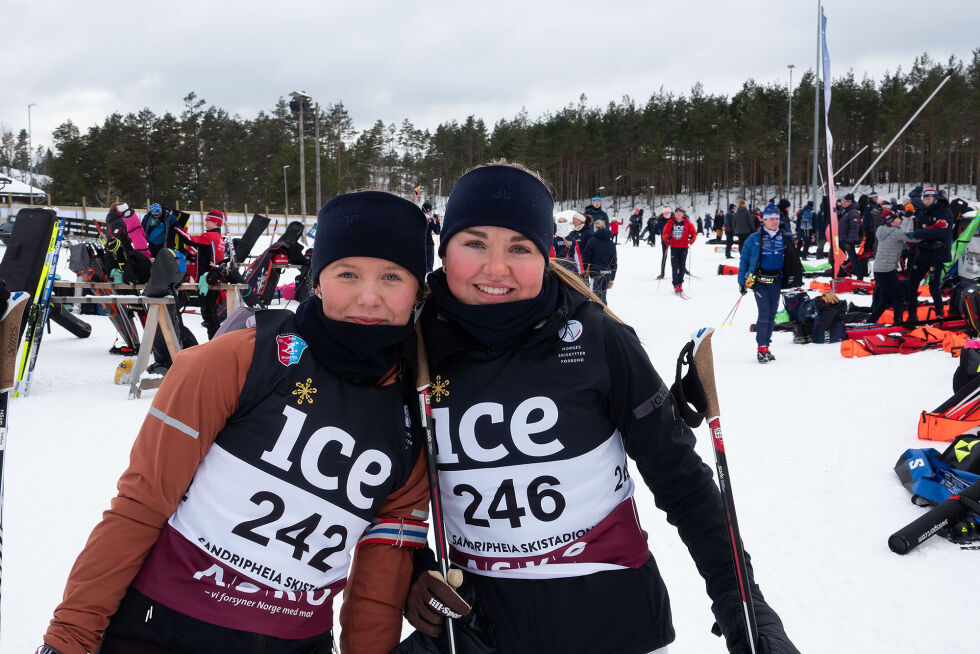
[44,327,429,654]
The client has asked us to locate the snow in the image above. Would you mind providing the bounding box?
[0,236,973,653]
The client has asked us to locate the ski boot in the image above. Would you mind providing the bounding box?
[756,347,770,364]
[674,285,683,294]
[765,348,776,361]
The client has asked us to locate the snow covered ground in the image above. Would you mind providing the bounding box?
[0,235,970,653]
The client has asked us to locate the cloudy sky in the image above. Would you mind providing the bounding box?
[4,0,976,151]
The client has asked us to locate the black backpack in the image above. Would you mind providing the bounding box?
[145,248,188,297]
[957,281,980,334]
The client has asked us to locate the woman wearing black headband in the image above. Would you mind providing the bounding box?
[39,192,431,654]
[394,162,799,654]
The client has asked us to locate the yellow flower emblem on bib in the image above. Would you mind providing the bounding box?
[431,375,450,403]
[292,378,317,405]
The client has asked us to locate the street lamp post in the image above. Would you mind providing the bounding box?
[289,91,312,224]
[27,103,36,205]
[283,165,290,219]
[613,174,624,215]
[786,64,795,199]
[314,102,321,212]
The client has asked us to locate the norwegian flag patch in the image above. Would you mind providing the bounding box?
[276,334,308,367]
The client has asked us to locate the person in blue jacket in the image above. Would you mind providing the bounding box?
[738,204,793,363]
[582,218,617,305]
[142,203,179,258]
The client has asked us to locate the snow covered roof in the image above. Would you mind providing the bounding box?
[0,174,45,198]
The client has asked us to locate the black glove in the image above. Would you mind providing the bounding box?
[739,285,747,295]
[405,569,471,637]
[712,589,800,654]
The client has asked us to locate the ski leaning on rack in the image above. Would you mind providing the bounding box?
[1,290,31,630]
[15,217,67,398]
[13,219,61,395]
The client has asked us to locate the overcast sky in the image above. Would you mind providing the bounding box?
[4,0,977,152]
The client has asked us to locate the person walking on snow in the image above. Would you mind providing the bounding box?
[627,208,643,247]
[738,204,794,363]
[662,207,697,294]
[582,217,618,305]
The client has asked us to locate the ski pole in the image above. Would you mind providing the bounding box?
[414,325,458,654]
[721,295,743,327]
[690,327,759,654]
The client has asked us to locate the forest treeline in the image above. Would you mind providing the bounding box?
[3,50,978,214]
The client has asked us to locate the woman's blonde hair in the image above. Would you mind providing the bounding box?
[548,261,623,323]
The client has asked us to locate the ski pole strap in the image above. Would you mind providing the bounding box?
[671,341,708,428]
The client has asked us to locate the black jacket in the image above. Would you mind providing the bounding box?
[583,205,609,226]
[415,285,756,653]
[910,198,954,264]
[582,227,617,280]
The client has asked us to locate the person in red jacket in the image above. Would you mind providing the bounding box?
[176,209,228,338]
[609,216,622,244]
[661,207,697,294]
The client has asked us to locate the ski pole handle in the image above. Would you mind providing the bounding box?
[888,478,980,554]
[691,329,721,419]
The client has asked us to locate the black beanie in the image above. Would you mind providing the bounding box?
[311,191,427,285]
[439,165,554,260]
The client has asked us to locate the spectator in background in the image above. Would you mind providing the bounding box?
[662,207,697,294]
[609,215,622,244]
[733,199,753,254]
[569,210,594,251]
[583,218,617,304]
[737,204,793,364]
[584,196,609,227]
[869,208,907,325]
[777,198,792,233]
[175,210,227,338]
[713,209,725,240]
[551,212,585,275]
[422,201,441,272]
[904,186,953,322]
[142,203,179,258]
[838,193,862,276]
[627,208,643,247]
[795,200,814,260]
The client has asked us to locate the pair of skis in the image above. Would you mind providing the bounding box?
[14,217,66,398]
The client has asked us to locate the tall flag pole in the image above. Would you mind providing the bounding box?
[821,5,843,278]
[810,0,821,237]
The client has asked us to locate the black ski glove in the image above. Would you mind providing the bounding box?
[405,569,471,637]
[711,589,800,654]
[739,285,747,295]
